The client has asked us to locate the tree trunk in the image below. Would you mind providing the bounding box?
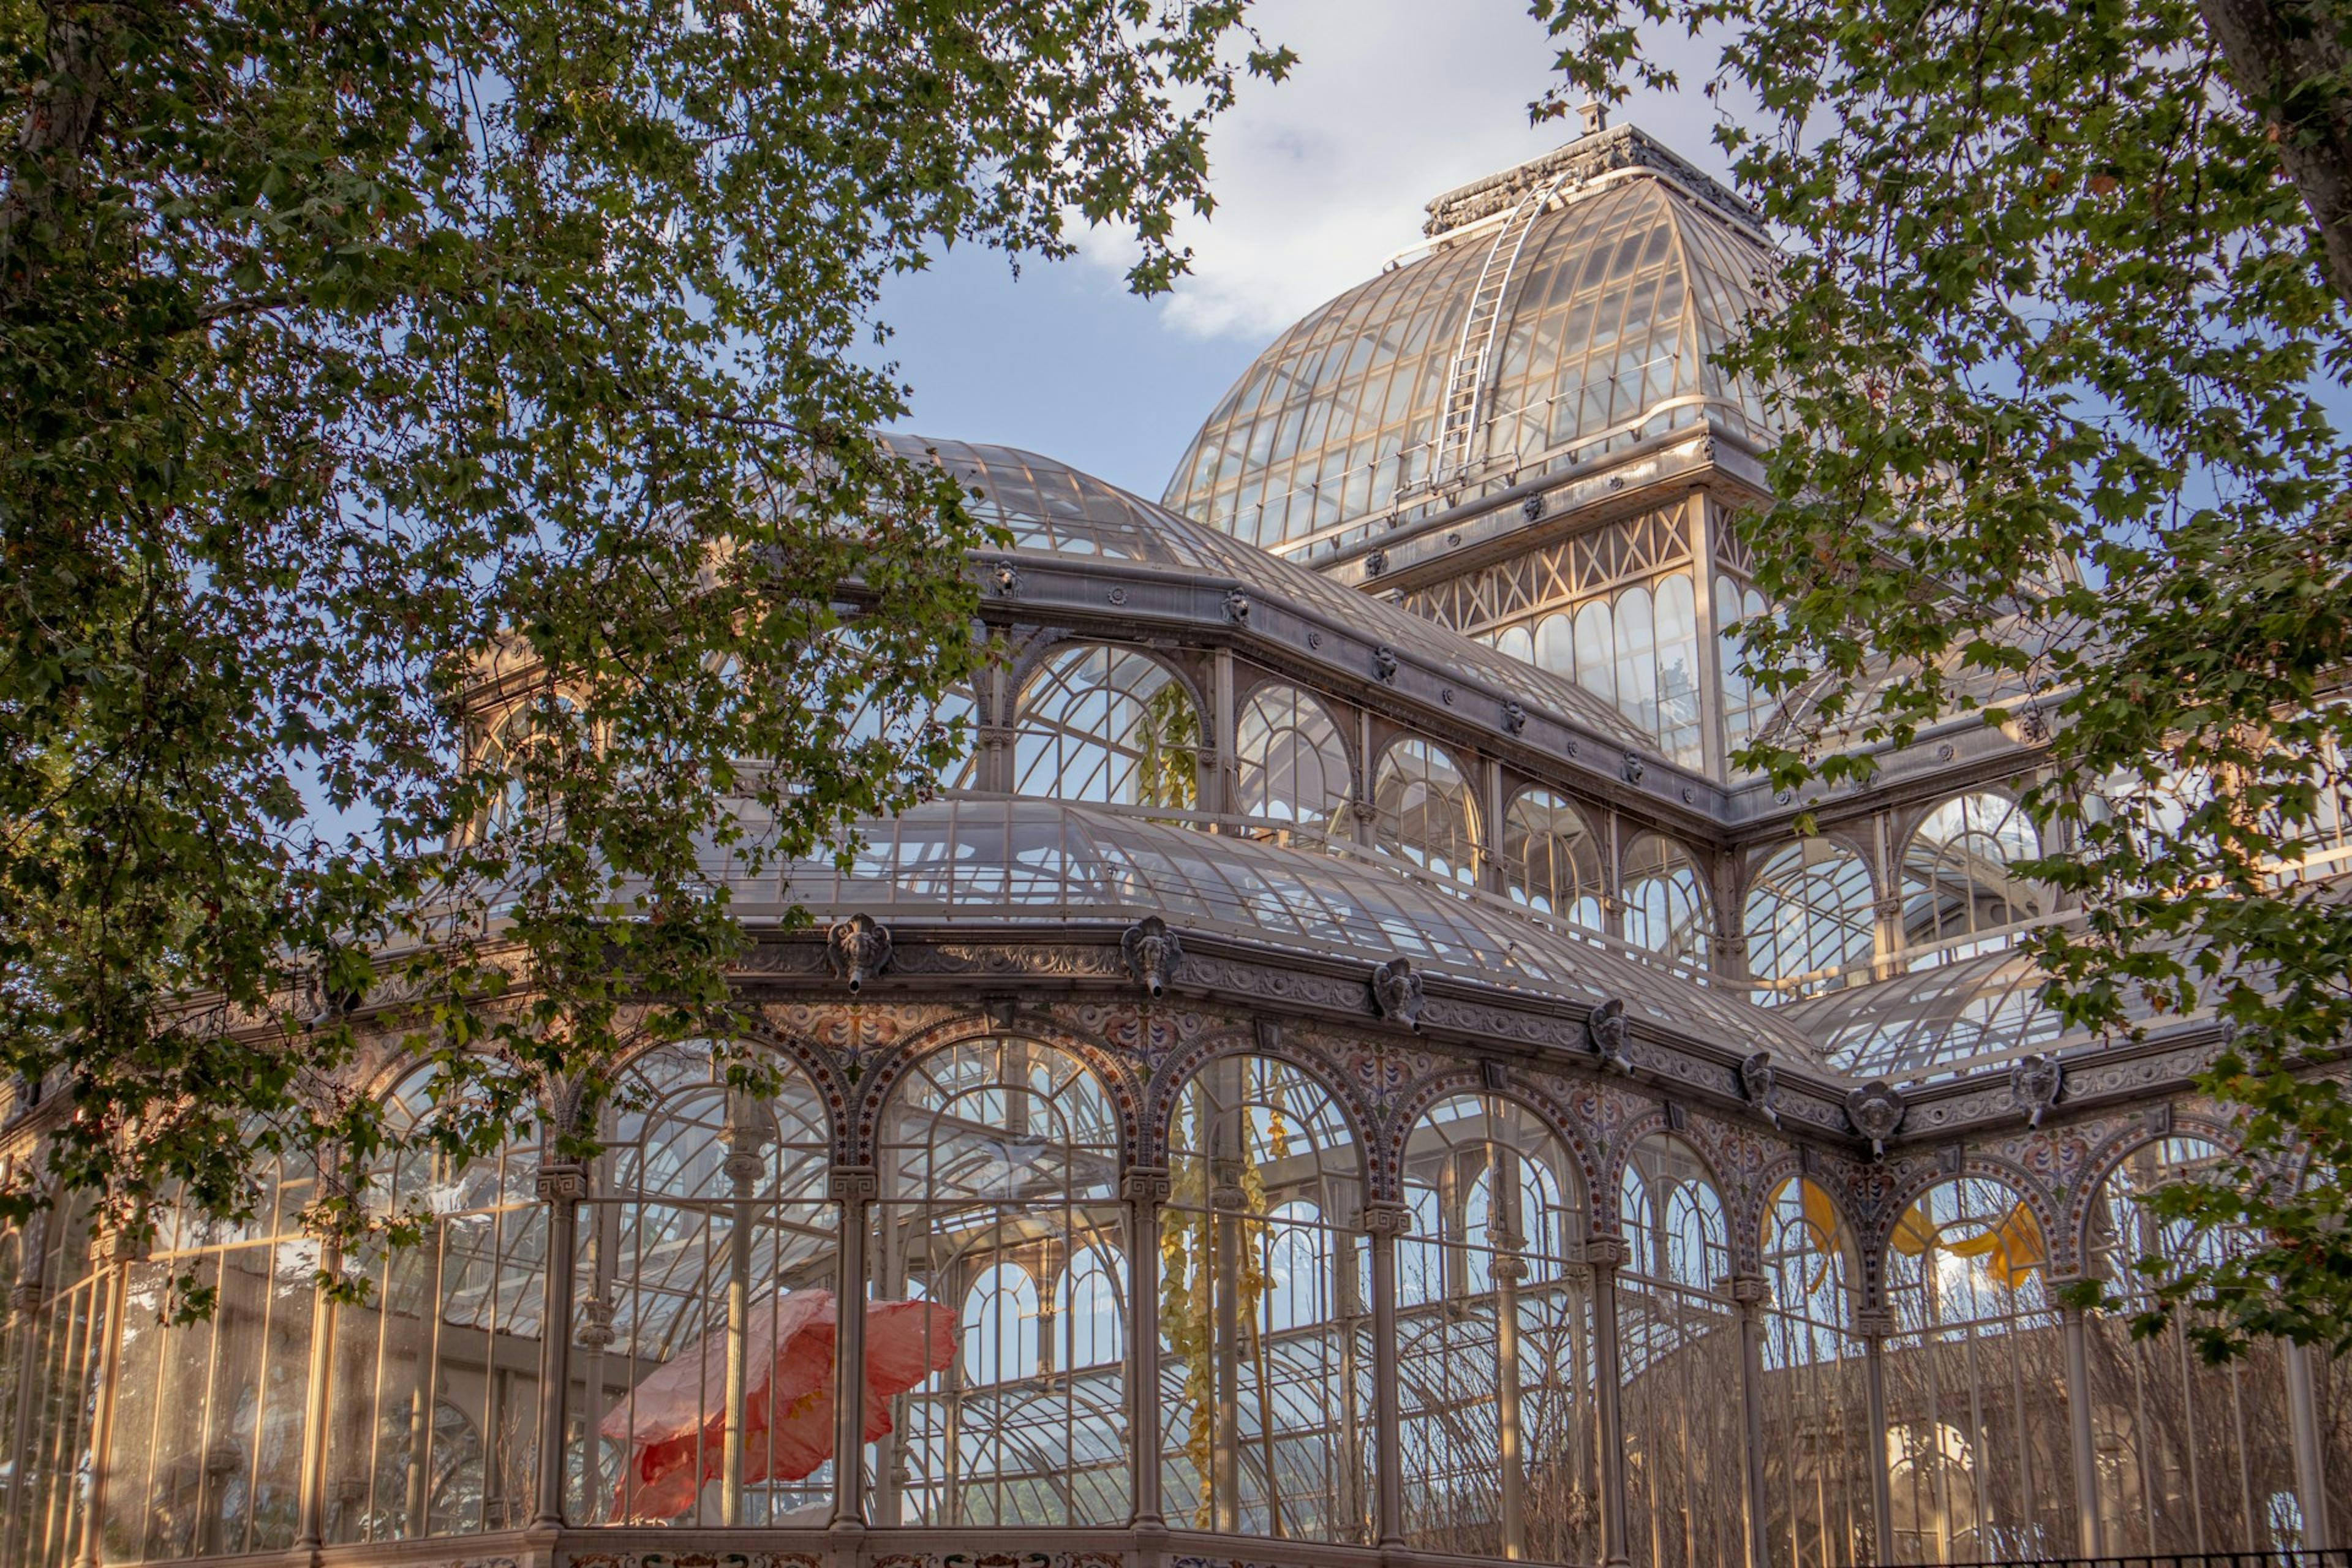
[2198,0,2352,307]
[1,3,122,287]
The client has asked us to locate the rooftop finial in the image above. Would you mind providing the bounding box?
[1578,100,1608,136]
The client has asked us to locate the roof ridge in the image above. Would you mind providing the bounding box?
[1422,123,1762,240]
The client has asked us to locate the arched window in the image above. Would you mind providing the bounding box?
[1883,1179,2075,1561]
[1900,793,2044,962]
[1496,622,1535,666]
[1398,1095,1594,1562]
[1623,833,1711,968]
[104,1153,322,1561]
[1615,584,1660,739]
[574,1042,836,1528]
[1164,1056,1368,1542]
[962,1263,1041,1387]
[1716,575,1775,760]
[1758,1178,1875,1567]
[1654,573,1702,767]
[1618,1134,1744,1568]
[1013,646,1199,807]
[1746,839,1875,1004]
[1575,600,1617,706]
[1501,789,1605,930]
[1534,611,1574,677]
[1373,737,1478,884]
[326,1069,544,1544]
[2082,1137,2299,1553]
[874,1037,1126,1528]
[474,693,582,836]
[1060,1248,1125,1371]
[1233,684,1351,831]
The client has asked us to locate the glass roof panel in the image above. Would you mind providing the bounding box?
[1781,938,2206,1082]
[780,798,1819,1063]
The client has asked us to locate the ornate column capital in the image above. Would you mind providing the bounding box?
[1718,1272,1768,1308]
[1853,1306,1896,1339]
[100,1223,147,1267]
[1359,1200,1414,1240]
[1578,1232,1629,1272]
[533,1161,589,1203]
[1121,1166,1172,1206]
[1489,1253,1528,1285]
[827,1165,879,1204]
[577,1294,617,1351]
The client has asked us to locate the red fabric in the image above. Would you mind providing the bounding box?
[601,1289,955,1521]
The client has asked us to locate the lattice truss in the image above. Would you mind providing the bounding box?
[1404,504,1692,638]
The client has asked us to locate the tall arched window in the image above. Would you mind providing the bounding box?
[1575,600,1616,706]
[1654,573,1702,767]
[1883,1178,2076,1561]
[327,1070,544,1544]
[1059,1248,1125,1372]
[1373,737,1479,884]
[1501,790,1606,930]
[1717,575,1775,760]
[2082,1137,2300,1553]
[103,1154,322,1561]
[1623,833,1711,968]
[1397,1095,1594,1562]
[873,1037,1126,1528]
[568,1042,837,1528]
[1615,585,1660,739]
[1758,1177,1875,1568]
[962,1263,1042,1387]
[1618,1134,1743,1568]
[1164,1056,1369,1543]
[1900,793,2044,962]
[1746,839,1876,1004]
[1013,646,1198,807]
[1233,684,1351,831]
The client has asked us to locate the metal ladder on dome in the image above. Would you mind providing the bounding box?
[1431,170,1569,488]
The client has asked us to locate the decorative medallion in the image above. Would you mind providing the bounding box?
[2010,1052,2064,1128]
[1845,1080,1906,1155]
[1119,916,1184,999]
[1739,1050,1781,1127]
[1107,586,1128,606]
[826,913,892,992]
[1369,957,1425,1030]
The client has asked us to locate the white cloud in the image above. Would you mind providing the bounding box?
[1084,0,1733,343]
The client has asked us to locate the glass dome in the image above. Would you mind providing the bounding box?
[1163,149,1777,557]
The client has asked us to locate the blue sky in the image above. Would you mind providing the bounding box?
[871,0,1728,503]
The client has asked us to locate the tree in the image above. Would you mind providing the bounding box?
[1529,0,2352,1352]
[0,0,1292,1287]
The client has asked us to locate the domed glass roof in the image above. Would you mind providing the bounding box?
[1163,145,1777,557]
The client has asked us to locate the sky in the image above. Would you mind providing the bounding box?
[872,0,1730,504]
